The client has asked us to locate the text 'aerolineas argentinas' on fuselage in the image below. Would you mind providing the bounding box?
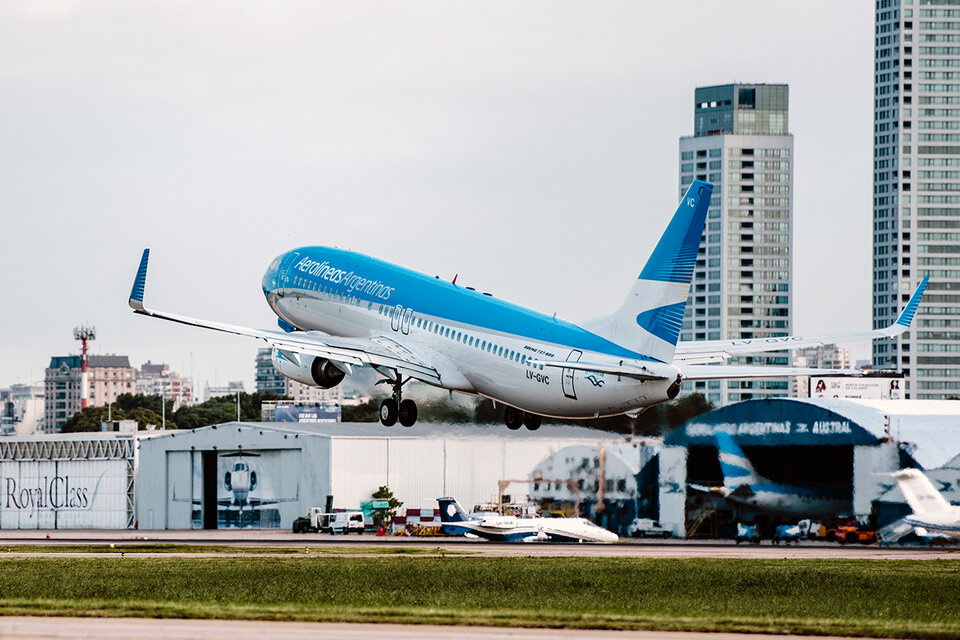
[295,257,396,300]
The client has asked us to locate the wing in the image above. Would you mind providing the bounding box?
[128,249,441,385]
[673,277,928,365]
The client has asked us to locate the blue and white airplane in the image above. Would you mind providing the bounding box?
[437,497,618,543]
[128,180,927,429]
[893,468,960,540]
[691,431,849,518]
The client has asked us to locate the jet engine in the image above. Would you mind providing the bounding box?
[271,349,346,389]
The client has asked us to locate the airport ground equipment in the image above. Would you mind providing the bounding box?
[627,518,672,538]
[772,524,802,545]
[735,523,760,544]
[292,508,364,534]
[829,521,876,544]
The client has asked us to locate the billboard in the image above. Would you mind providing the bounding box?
[809,376,904,400]
[0,459,130,529]
[274,404,340,423]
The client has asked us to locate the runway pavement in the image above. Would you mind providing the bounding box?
[0,529,956,559]
[0,617,902,640]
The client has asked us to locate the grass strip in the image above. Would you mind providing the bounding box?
[0,545,465,555]
[0,557,957,638]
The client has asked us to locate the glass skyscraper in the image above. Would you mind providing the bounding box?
[874,0,960,398]
[678,83,794,406]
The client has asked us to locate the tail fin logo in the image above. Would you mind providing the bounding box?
[687,197,696,207]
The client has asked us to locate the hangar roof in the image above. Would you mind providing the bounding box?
[666,398,960,470]
[143,421,628,442]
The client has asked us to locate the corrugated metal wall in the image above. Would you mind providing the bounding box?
[330,436,588,513]
[0,459,129,529]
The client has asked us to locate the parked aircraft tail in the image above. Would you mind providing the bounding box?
[893,468,952,516]
[582,180,712,363]
[715,431,762,492]
[437,497,471,523]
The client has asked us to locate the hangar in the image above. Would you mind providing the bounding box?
[530,441,660,537]
[660,398,960,538]
[0,432,137,529]
[136,421,624,530]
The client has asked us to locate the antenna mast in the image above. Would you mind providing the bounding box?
[73,325,97,409]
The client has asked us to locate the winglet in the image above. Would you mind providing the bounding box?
[129,248,150,312]
[895,276,928,328]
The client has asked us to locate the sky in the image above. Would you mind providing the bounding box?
[0,1,876,393]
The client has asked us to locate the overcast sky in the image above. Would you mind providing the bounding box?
[0,1,875,392]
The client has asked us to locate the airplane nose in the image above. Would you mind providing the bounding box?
[262,255,283,297]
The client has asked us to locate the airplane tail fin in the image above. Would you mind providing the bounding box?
[437,497,470,523]
[582,181,712,363]
[715,431,762,490]
[893,468,952,516]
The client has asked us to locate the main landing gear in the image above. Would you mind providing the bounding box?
[378,375,417,427]
[504,406,542,431]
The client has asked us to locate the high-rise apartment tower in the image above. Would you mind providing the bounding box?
[874,0,960,398]
[678,83,794,406]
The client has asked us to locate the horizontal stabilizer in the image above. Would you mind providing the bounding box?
[680,365,860,380]
[673,277,929,364]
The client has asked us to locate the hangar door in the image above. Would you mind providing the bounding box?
[166,449,301,530]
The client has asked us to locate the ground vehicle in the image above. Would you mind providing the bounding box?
[829,521,876,544]
[292,508,365,534]
[627,518,672,538]
[735,523,760,544]
[772,524,801,545]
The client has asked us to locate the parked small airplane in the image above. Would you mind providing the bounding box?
[893,468,960,540]
[129,179,927,429]
[690,431,849,518]
[437,497,618,543]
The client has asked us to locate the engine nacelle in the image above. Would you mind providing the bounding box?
[271,349,346,389]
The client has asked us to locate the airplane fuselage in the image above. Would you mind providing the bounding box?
[262,247,680,419]
[726,483,849,519]
[443,514,618,543]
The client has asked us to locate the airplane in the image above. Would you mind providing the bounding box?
[437,497,618,543]
[892,468,960,540]
[127,179,928,430]
[690,431,849,518]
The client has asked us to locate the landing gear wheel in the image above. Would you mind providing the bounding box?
[398,399,418,427]
[504,407,523,430]
[523,413,542,431]
[379,399,398,427]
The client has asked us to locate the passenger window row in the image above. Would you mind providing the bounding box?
[373,304,544,369]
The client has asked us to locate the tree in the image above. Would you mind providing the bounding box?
[171,391,289,429]
[371,485,403,532]
[126,407,164,430]
[342,398,383,423]
[62,406,119,433]
[114,393,173,418]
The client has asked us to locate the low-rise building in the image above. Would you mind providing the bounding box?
[136,361,193,410]
[43,355,135,433]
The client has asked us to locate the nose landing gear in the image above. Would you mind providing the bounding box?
[378,375,418,427]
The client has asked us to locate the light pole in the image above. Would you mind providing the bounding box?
[236,390,241,422]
